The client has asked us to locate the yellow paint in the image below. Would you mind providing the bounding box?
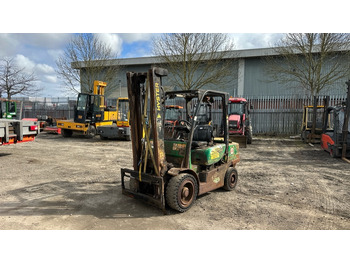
[213,177,220,183]
[210,150,220,159]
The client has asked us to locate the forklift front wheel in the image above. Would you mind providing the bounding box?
[166,173,198,212]
[223,167,238,191]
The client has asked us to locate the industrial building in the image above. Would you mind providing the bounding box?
[76,46,349,99]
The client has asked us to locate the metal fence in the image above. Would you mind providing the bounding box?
[13,95,347,135]
[14,97,77,120]
[246,95,347,135]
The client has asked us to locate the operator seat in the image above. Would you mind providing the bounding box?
[192,124,213,148]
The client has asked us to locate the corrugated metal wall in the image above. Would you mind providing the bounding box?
[244,57,349,97]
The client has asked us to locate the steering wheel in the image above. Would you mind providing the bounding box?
[177,120,191,129]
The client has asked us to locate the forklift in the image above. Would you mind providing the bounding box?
[97,97,131,140]
[301,105,325,143]
[121,67,240,213]
[321,81,350,160]
[57,81,117,138]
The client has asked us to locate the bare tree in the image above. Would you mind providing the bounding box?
[152,33,236,91]
[265,33,350,141]
[0,57,38,99]
[56,34,120,96]
[265,33,350,96]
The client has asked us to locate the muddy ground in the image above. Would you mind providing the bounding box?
[0,132,349,230]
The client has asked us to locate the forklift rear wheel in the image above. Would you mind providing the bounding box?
[223,167,238,191]
[166,173,198,212]
[61,129,73,138]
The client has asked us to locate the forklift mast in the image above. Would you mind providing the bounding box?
[127,67,168,176]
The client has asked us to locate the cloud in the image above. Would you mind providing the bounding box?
[14,33,71,49]
[119,33,154,43]
[13,55,57,91]
[0,34,21,56]
[14,54,36,72]
[47,49,65,61]
[94,33,123,57]
[36,63,55,74]
[44,75,57,83]
[230,33,283,50]
[14,54,54,75]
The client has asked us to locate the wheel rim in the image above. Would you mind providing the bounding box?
[178,179,195,208]
[229,172,236,188]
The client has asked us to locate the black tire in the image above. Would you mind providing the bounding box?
[125,135,131,141]
[87,125,96,138]
[247,126,253,144]
[223,167,238,191]
[61,129,73,138]
[301,130,311,143]
[166,173,198,212]
[330,145,339,158]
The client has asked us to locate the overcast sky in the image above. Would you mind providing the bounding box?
[0,33,284,98]
[1,0,344,98]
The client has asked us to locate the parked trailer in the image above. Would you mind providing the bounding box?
[0,118,39,146]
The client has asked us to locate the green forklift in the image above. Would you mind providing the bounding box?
[0,99,17,119]
[121,67,240,213]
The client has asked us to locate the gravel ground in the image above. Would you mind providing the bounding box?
[0,132,349,230]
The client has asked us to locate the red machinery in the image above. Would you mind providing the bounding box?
[228,97,252,148]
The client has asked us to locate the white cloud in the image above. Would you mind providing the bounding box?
[119,33,154,43]
[47,49,65,61]
[15,33,72,49]
[14,54,55,75]
[230,33,283,50]
[14,54,36,72]
[45,75,57,83]
[94,33,123,56]
[36,63,55,74]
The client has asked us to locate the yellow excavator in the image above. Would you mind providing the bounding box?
[57,81,117,138]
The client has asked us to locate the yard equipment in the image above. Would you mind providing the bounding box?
[0,118,39,146]
[0,99,17,119]
[56,81,117,138]
[301,105,325,142]
[97,97,131,140]
[228,97,252,148]
[321,105,350,157]
[321,81,350,159]
[165,105,183,124]
[164,105,183,138]
[121,67,240,213]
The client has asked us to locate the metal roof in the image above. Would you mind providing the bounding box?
[72,47,279,69]
[72,44,349,69]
